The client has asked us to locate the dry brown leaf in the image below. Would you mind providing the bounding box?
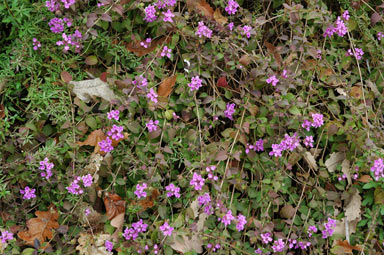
[357,175,372,183]
[186,0,214,20]
[77,129,106,154]
[77,232,113,255]
[350,86,362,99]
[18,206,59,246]
[110,213,124,229]
[280,204,295,219]
[325,152,345,173]
[61,71,73,83]
[344,188,361,222]
[126,37,171,57]
[138,189,160,212]
[239,55,251,66]
[213,8,227,25]
[335,240,362,253]
[170,232,204,253]
[104,192,126,220]
[217,76,229,88]
[264,41,282,67]
[158,75,176,97]
[70,78,117,103]
[304,151,318,170]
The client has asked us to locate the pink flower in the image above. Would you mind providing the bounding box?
[32,38,41,51]
[140,38,152,48]
[323,26,335,38]
[188,76,203,91]
[123,219,148,240]
[82,174,93,187]
[144,5,157,22]
[302,119,312,131]
[107,110,120,120]
[307,225,318,237]
[135,183,148,198]
[133,75,148,89]
[272,239,285,253]
[346,48,364,60]
[334,17,348,37]
[266,75,279,86]
[165,183,181,198]
[39,157,54,180]
[304,136,314,148]
[0,230,13,243]
[224,103,235,120]
[242,25,252,38]
[228,22,234,31]
[105,240,113,252]
[269,143,283,157]
[225,0,239,15]
[107,125,124,141]
[322,218,336,238]
[147,88,158,103]
[197,193,211,206]
[45,0,60,12]
[206,165,218,181]
[236,214,246,231]
[20,186,36,200]
[190,172,205,191]
[281,69,288,78]
[377,32,384,40]
[159,221,174,236]
[160,46,172,58]
[260,232,272,244]
[221,210,235,227]
[146,120,159,132]
[195,21,212,38]
[342,10,350,21]
[99,137,114,153]
[311,113,324,128]
[162,9,175,23]
[371,158,384,181]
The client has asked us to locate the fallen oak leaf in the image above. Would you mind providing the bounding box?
[18,206,59,246]
[186,0,214,20]
[77,129,106,154]
[335,240,362,253]
[104,192,126,220]
[213,8,227,25]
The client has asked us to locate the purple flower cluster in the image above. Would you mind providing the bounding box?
[123,219,148,240]
[105,240,113,252]
[228,22,234,31]
[311,113,324,128]
[99,137,113,153]
[206,165,218,181]
[48,17,71,33]
[245,139,264,154]
[225,0,239,15]
[346,48,364,60]
[197,193,213,214]
[206,243,221,252]
[260,232,272,244]
[135,183,148,198]
[144,5,157,22]
[321,218,336,238]
[269,133,300,157]
[107,125,124,141]
[377,32,384,40]
[224,103,236,120]
[39,157,54,180]
[165,183,181,198]
[236,214,247,231]
[188,76,203,91]
[220,210,235,227]
[266,75,279,86]
[159,221,174,236]
[242,25,252,38]
[56,30,83,53]
[45,0,75,11]
[155,0,176,9]
[32,38,41,51]
[371,158,384,181]
[66,174,93,195]
[160,46,172,58]
[162,9,175,23]
[195,21,212,38]
[190,172,205,191]
[140,38,152,48]
[0,230,13,243]
[133,75,148,89]
[272,239,285,253]
[303,136,314,148]
[20,186,36,200]
[147,88,158,103]
[146,120,159,132]
[307,225,318,237]
[342,10,350,21]
[107,110,120,121]
[323,14,348,38]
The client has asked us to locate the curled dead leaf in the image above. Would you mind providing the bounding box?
[186,0,214,20]
[217,76,229,88]
[77,129,106,154]
[213,9,227,25]
[138,189,160,212]
[104,192,126,220]
[158,75,176,97]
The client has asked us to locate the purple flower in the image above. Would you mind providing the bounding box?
[123,219,148,240]
[62,0,76,9]
[269,143,283,157]
[255,139,264,151]
[140,38,152,48]
[155,0,176,9]
[280,133,300,151]
[188,76,203,91]
[48,18,65,33]
[56,30,83,53]
[20,186,36,200]
[245,143,254,154]
[0,230,13,243]
[321,218,336,238]
[254,248,263,254]
[236,214,246,231]
[334,17,348,37]
[82,174,93,187]
[159,221,174,236]
[107,110,120,121]
[346,48,364,60]
[165,183,181,198]
[146,120,159,132]
[342,10,350,21]
[311,113,324,128]
[45,0,60,12]
[162,9,175,23]
[307,225,318,237]
[32,38,41,51]
[66,176,83,195]
[377,32,384,40]
[134,183,147,198]
[99,137,114,153]
[39,157,54,180]
[147,88,158,103]
[107,125,124,141]
[323,26,335,38]
[160,46,172,58]
[317,49,322,59]
[228,22,234,31]
[304,136,314,148]
[197,193,211,206]
[225,0,239,15]
[195,21,212,38]
[190,172,205,191]
[224,103,235,120]
[132,219,148,233]
[84,208,91,216]
[281,69,288,78]
[266,75,279,86]
[242,25,252,38]
[144,5,157,22]
[297,241,311,250]
[105,240,113,252]
[288,239,297,249]
[260,232,272,244]
[133,75,148,89]
[371,158,384,181]
[206,165,218,181]
[221,210,235,227]
[302,119,312,131]
[272,239,285,253]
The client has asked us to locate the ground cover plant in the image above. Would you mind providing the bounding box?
[1,0,384,254]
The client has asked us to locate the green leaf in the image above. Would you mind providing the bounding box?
[288,106,300,115]
[127,121,141,134]
[363,182,376,189]
[85,56,98,65]
[85,116,97,130]
[22,248,35,255]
